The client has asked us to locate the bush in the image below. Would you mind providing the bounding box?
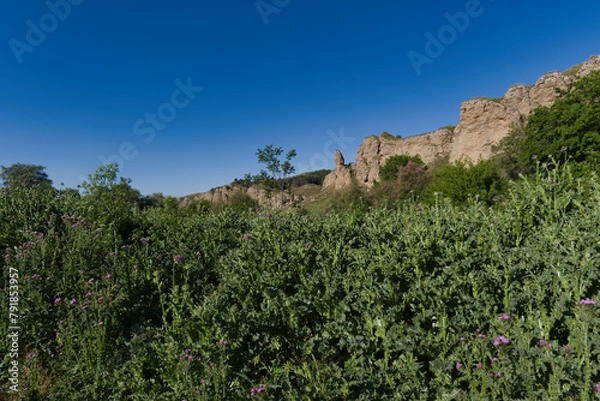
[422,158,506,205]
[379,155,424,181]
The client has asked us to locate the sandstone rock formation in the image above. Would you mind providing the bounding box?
[180,183,295,209]
[322,150,353,189]
[322,55,600,190]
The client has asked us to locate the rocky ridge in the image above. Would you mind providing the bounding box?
[323,55,600,189]
[180,55,600,205]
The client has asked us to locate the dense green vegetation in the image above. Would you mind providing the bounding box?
[1,159,600,400]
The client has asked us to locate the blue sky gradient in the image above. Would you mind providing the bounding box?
[1,0,599,196]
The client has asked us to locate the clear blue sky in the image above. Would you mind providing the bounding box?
[1,0,599,196]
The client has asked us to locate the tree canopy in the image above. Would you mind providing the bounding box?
[0,163,53,189]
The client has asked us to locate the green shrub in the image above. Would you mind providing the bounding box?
[379,154,424,181]
[422,158,506,205]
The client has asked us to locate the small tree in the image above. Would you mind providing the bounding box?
[379,155,424,181]
[256,145,297,206]
[0,163,53,189]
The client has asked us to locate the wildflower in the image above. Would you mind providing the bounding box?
[565,346,571,352]
[88,278,95,284]
[493,336,510,347]
[84,292,92,298]
[70,298,77,305]
[478,334,486,339]
[532,154,538,159]
[185,349,191,354]
[104,274,112,279]
[26,352,36,359]
[82,305,89,310]
[97,297,103,302]
[244,235,249,240]
[475,363,483,369]
[593,383,600,393]
[561,146,567,151]
[54,298,62,304]
[305,243,311,248]
[267,213,271,218]
[491,357,499,363]
[98,322,103,326]
[459,337,465,341]
[456,363,463,369]
[539,339,547,346]
[219,339,228,345]
[498,313,510,321]
[497,372,502,377]
[175,255,183,262]
[578,298,597,305]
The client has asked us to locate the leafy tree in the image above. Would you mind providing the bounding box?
[256,145,297,206]
[500,70,600,176]
[491,122,530,180]
[0,163,53,189]
[379,155,424,181]
[80,164,143,237]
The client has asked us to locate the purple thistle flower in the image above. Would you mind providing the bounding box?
[561,146,567,151]
[456,363,463,369]
[475,363,483,369]
[69,298,77,305]
[175,255,183,262]
[493,336,510,347]
[54,298,62,304]
[578,298,597,305]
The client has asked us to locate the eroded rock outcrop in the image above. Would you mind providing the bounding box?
[322,55,600,190]
[322,150,353,189]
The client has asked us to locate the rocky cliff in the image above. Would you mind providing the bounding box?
[323,55,600,189]
[179,183,296,208]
